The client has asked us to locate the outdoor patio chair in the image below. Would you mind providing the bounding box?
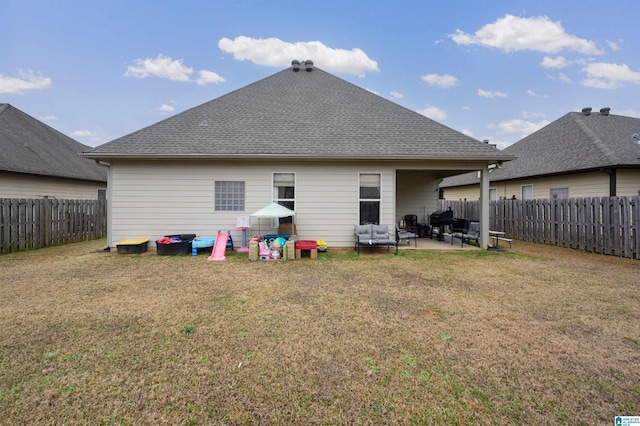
[451,221,480,247]
[395,224,418,247]
[404,214,428,237]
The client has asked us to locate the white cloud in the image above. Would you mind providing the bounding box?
[478,135,514,150]
[526,90,547,98]
[607,39,622,52]
[218,36,379,77]
[492,139,516,150]
[39,115,57,121]
[125,54,193,81]
[125,54,224,85]
[416,106,447,121]
[615,109,640,118]
[521,111,545,119]
[0,69,52,94]
[71,130,95,137]
[558,72,572,84]
[461,129,474,137]
[196,70,225,85]
[365,88,380,95]
[421,73,459,88]
[156,104,175,114]
[449,14,602,55]
[389,91,403,99]
[541,56,568,69]
[478,88,507,98]
[491,118,550,137]
[581,62,640,89]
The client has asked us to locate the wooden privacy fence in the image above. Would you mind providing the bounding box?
[441,196,640,259]
[0,198,107,254]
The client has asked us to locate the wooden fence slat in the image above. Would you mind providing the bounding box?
[0,198,106,254]
[594,197,602,254]
[440,196,637,260]
[622,197,631,258]
[631,195,640,259]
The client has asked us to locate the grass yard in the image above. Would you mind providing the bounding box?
[1,239,639,425]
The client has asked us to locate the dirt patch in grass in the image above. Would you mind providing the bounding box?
[1,240,639,424]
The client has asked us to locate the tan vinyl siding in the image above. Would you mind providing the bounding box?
[617,169,640,196]
[396,170,440,222]
[0,172,105,199]
[442,184,481,201]
[108,160,398,248]
[443,171,614,200]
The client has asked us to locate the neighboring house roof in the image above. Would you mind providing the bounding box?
[85,63,513,163]
[441,109,640,188]
[0,104,107,183]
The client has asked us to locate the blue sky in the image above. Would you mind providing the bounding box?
[2,0,640,149]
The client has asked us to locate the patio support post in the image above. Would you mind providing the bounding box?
[479,168,490,249]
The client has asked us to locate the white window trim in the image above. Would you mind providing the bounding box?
[272,172,296,227]
[358,172,382,224]
[521,184,533,200]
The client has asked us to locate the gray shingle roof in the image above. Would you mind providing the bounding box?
[440,110,640,188]
[0,104,107,182]
[85,65,513,162]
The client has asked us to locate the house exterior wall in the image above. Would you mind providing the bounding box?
[442,171,617,200]
[108,160,402,249]
[440,184,480,201]
[396,170,440,224]
[0,171,106,199]
[617,169,640,196]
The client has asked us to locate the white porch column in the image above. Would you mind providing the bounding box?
[479,168,490,249]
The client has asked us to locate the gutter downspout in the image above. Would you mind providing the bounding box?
[96,160,112,251]
[609,168,617,197]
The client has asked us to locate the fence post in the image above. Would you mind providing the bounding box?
[631,195,640,259]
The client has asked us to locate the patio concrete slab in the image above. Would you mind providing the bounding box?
[397,234,480,251]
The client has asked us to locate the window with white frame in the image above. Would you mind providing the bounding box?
[489,188,497,201]
[359,173,380,225]
[521,184,533,200]
[215,181,245,211]
[273,173,295,225]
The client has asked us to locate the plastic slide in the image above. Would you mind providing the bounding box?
[207,230,230,261]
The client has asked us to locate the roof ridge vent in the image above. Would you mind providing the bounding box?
[582,107,592,116]
[304,60,313,72]
[600,107,611,116]
[291,60,300,72]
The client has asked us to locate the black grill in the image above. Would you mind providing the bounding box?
[429,209,454,240]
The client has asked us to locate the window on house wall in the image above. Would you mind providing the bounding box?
[359,173,380,225]
[97,189,106,200]
[521,184,533,200]
[215,181,245,211]
[273,173,295,225]
[550,187,569,199]
[489,188,497,201]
